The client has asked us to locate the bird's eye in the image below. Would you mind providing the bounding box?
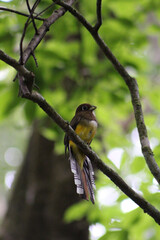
[82,105,88,111]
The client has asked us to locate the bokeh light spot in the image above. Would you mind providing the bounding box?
[89,223,106,240]
[4,147,23,167]
[5,171,16,189]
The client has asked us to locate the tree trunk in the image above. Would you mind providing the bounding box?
[0,124,89,240]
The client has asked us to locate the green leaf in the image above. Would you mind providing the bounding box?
[131,156,145,173]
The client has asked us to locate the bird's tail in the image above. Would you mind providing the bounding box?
[69,149,96,204]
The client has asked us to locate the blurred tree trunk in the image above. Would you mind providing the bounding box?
[0,123,89,240]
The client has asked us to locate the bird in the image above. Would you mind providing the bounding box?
[64,103,97,204]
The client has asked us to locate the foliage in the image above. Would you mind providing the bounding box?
[0,0,160,239]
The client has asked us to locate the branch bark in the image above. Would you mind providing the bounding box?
[94,0,102,31]
[1,50,160,224]
[20,0,41,64]
[0,50,35,93]
[26,0,38,34]
[21,0,75,65]
[21,91,160,225]
[0,50,34,82]
[1,0,76,94]
[1,0,160,226]
[0,6,45,20]
[1,125,89,240]
[54,0,160,185]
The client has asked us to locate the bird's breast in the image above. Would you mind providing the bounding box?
[75,120,97,144]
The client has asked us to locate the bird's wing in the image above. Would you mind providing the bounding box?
[64,114,82,152]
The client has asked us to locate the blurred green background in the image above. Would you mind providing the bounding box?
[1,0,160,239]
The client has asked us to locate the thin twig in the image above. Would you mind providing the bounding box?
[17,0,75,93]
[0,6,45,20]
[21,0,75,65]
[94,0,102,31]
[20,0,40,64]
[22,91,160,225]
[31,51,38,67]
[54,1,93,31]
[28,2,56,25]
[1,0,160,223]
[54,1,160,185]
[26,0,38,34]
[34,2,57,19]
[20,21,28,65]
[1,47,160,222]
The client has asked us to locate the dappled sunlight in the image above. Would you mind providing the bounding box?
[97,186,119,206]
[4,147,23,167]
[107,147,124,169]
[131,128,142,157]
[120,198,138,213]
[89,223,106,240]
[148,178,159,194]
[144,227,156,240]
[0,69,9,81]
[131,128,159,158]
[125,174,144,193]
[150,137,159,149]
[125,66,137,77]
[5,170,16,189]
[0,0,12,2]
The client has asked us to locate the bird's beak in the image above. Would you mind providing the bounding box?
[90,105,97,111]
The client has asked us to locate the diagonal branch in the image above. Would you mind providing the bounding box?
[1,49,160,225]
[1,0,76,94]
[21,0,75,65]
[22,91,160,225]
[54,1,160,186]
[0,50,34,81]
[1,0,160,224]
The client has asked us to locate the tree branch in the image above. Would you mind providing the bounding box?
[2,0,76,94]
[1,39,160,225]
[16,0,75,94]
[0,50,34,93]
[0,50,34,81]
[21,0,75,65]
[1,0,160,224]
[94,0,102,31]
[26,0,38,34]
[21,91,160,225]
[0,47,159,221]
[33,2,57,20]
[20,0,41,64]
[54,1,160,185]
[0,6,44,21]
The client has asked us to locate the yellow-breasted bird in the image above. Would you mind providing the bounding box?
[64,103,97,204]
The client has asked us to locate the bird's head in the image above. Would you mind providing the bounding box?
[75,103,97,114]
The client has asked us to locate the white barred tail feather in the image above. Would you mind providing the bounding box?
[83,157,96,203]
[69,147,96,204]
[69,151,84,195]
